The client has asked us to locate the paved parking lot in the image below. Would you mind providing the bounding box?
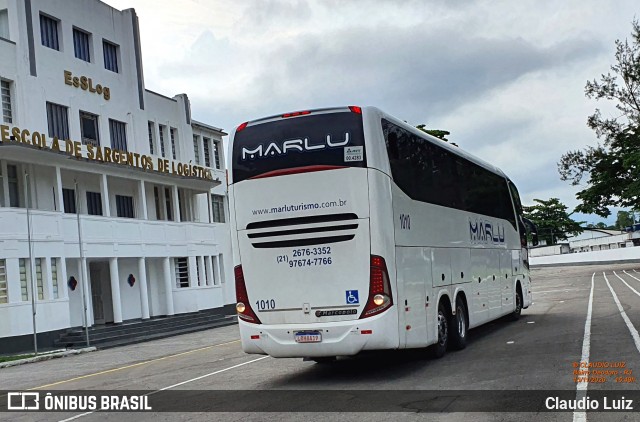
[2,263,640,421]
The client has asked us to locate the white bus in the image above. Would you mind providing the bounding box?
[228,106,537,360]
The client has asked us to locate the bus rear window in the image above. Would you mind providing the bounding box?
[232,112,366,183]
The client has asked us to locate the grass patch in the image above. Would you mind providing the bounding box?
[0,354,35,363]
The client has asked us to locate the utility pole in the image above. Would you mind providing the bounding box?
[25,171,37,355]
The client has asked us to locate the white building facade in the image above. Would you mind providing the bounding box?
[0,0,234,353]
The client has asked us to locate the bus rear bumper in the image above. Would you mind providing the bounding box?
[238,311,399,358]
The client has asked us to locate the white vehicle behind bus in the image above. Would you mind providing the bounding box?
[228,106,538,360]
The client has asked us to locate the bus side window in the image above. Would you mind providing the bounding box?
[387,131,399,160]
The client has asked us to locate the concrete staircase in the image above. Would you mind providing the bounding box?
[55,309,237,349]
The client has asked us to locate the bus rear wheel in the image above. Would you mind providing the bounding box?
[430,302,449,358]
[511,287,523,321]
[449,298,467,350]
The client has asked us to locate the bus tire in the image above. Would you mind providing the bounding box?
[449,297,467,350]
[431,302,449,358]
[511,286,523,321]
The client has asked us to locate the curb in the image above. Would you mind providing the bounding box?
[531,260,640,268]
[0,347,97,369]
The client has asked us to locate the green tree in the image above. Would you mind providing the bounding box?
[558,20,640,217]
[615,210,634,229]
[523,198,584,245]
[415,124,458,147]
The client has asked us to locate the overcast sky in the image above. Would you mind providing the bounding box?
[105,0,639,224]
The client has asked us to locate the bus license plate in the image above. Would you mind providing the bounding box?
[294,331,322,343]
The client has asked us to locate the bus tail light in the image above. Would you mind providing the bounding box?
[349,106,362,114]
[236,122,248,132]
[282,110,311,118]
[235,265,261,324]
[360,255,393,319]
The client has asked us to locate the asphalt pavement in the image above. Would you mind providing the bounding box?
[2,263,640,422]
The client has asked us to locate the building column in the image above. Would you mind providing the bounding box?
[205,255,214,286]
[54,166,64,212]
[43,257,53,301]
[79,258,91,326]
[109,258,123,323]
[100,174,111,217]
[138,180,148,220]
[172,185,180,222]
[188,256,198,288]
[0,160,9,207]
[197,255,205,286]
[206,190,213,223]
[137,258,150,319]
[215,255,223,285]
[59,257,68,299]
[162,257,174,316]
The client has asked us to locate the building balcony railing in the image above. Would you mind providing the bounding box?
[0,208,222,258]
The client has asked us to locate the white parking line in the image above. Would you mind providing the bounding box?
[57,356,269,422]
[614,271,640,297]
[535,288,589,294]
[603,272,640,355]
[624,270,640,283]
[573,272,594,422]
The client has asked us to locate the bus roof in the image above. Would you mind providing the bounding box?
[233,105,508,180]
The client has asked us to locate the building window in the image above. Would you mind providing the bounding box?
[73,28,91,62]
[153,186,162,220]
[19,258,28,301]
[109,119,127,151]
[0,259,7,304]
[196,257,202,286]
[159,125,166,158]
[86,191,102,216]
[213,141,221,169]
[178,189,184,222]
[170,127,177,159]
[46,102,69,140]
[1,79,12,124]
[62,188,76,214]
[204,258,211,286]
[115,195,134,218]
[40,14,59,50]
[51,258,59,299]
[35,258,43,300]
[0,9,9,40]
[212,195,225,223]
[164,187,172,221]
[80,111,99,146]
[7,164,19,207]
[103,40,119,72]
[203,137,211,167]
[174,257,189,288]
[193,135,200,165]
[148,122,155,155]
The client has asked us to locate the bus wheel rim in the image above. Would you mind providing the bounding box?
[457,306,466,338]
[438,311,447,346]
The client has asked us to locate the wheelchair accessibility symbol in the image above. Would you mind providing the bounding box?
[346,290,359,305]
